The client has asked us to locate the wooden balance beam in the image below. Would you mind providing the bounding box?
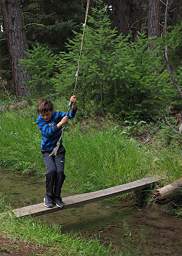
[13,176,160,218]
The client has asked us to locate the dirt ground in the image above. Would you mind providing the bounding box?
[0,235,48,256]
[105,205,182,256]
[75,202,182,256]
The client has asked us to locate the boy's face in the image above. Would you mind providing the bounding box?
[41,111,52,122]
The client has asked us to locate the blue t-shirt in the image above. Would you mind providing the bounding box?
[36,109,77,152]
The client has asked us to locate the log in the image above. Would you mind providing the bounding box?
[154,178,182,201]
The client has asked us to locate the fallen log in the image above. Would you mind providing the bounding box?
[154,178,182,201]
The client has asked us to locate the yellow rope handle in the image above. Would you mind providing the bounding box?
[73,0,91,94]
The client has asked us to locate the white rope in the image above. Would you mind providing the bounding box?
[73,0,90,94]
[49,0,91,156]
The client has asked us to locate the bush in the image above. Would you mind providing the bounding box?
[21,44,57,96]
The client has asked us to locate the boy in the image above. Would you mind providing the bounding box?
[36,96,77,208]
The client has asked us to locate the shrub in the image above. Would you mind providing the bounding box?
[21,44,57,96]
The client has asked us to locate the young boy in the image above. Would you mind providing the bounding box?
[36,96,77,208]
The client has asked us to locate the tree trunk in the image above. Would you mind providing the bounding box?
[148,0,160,37]
[111,0,131,34]
[1,0,29,97]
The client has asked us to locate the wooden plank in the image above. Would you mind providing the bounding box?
[13,176,160,218]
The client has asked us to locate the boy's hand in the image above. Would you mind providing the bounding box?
[70,95,77,104]
[57,116,68,128]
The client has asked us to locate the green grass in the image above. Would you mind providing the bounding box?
[0,109,42,173]
[0,212,112,256]
[65,126,155,192]
[1,107,182,192]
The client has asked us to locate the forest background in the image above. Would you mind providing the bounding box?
[0,0,182,121]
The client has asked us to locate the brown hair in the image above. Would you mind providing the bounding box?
[37,99,54,114]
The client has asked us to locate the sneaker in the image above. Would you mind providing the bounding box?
[55,198,64,208]
[43,197,54,208]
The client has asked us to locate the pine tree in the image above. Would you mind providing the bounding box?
[53,4,118,114]
[23,0,85,51]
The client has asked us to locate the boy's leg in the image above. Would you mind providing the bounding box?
[54,147,66,207]
[42,153,57,208]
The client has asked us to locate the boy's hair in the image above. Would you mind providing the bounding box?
[37,99,54,114]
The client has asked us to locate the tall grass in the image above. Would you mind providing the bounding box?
[65,127,155,192]
[0,109,43,173]
[1,108,182,193]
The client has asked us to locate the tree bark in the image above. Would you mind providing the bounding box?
[154,178,182,201]
[111,0,131,34]
[1,0,29,96]
[110,0,147,37]
[148,0,160,37]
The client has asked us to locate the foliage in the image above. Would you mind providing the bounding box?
[160,22,182,96]
[53,5,174,120]
[109,34,172,120]
[21,44,57,96]
[23,0,84,51]
[0,0,84,84]
[1,0,182,118]
[19,4,182,121]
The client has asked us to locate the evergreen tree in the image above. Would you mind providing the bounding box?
[23,0,85,51]
[52,4,174,120]
[53,4,118,114]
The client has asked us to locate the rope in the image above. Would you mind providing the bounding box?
[49,0,91,157]
[73,0,90,94]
